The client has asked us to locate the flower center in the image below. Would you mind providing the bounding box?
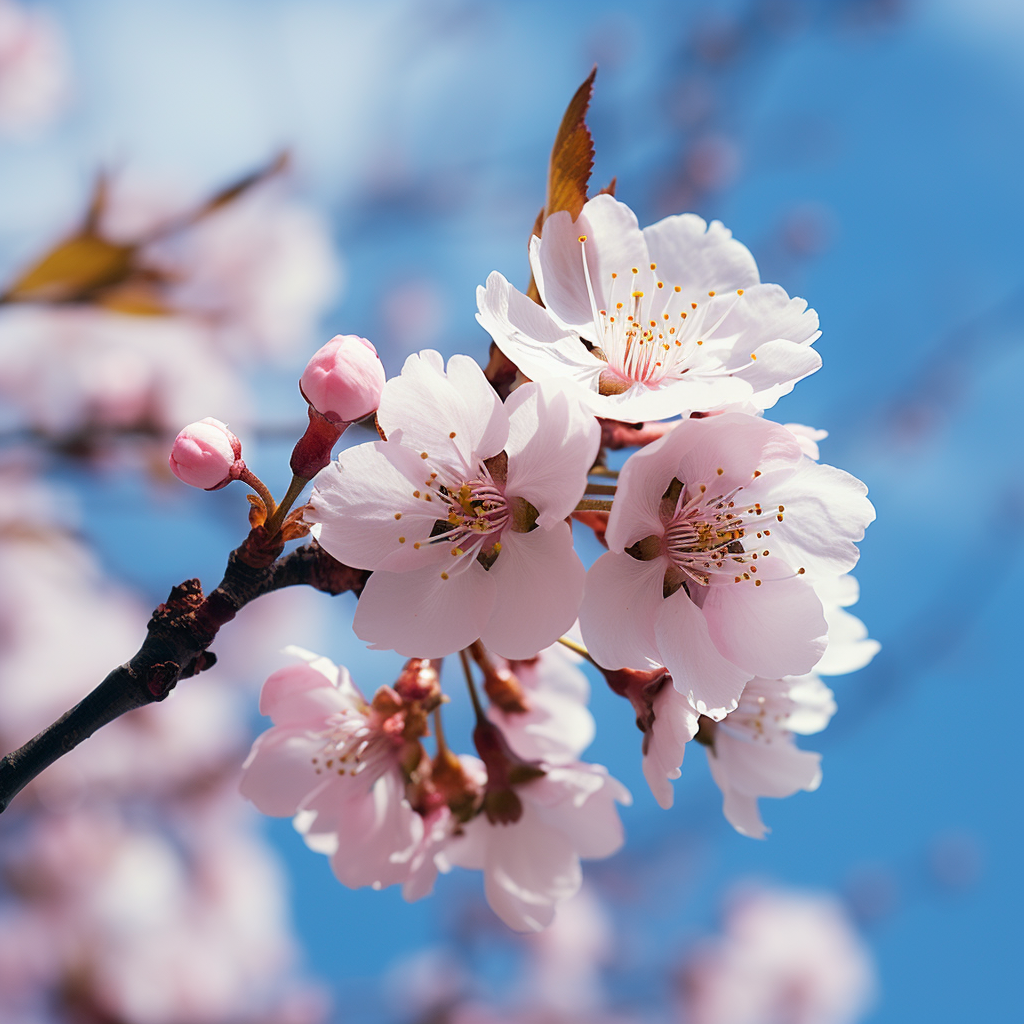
[310,707,397,780]
[634,475,790,591]
[401,457,513,572]
[576,236,752,393]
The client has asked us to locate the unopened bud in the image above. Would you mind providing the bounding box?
[299,334,386,425]
[168,418,244,490]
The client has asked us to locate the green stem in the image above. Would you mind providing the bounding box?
[264,473,309,536]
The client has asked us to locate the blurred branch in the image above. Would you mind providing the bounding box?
[0,532,368,813]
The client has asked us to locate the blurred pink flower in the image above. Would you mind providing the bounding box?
[0,0,69,135]
[682,886,876,1024]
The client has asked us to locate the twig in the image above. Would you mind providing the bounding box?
[0,531,368,813]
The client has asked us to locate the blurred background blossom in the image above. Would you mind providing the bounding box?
[0,0,1020,1022]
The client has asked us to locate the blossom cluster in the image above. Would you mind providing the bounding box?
[230,192,876,931]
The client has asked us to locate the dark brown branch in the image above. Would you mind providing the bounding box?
[0,532,369,813]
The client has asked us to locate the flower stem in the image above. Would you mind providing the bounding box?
[237,468,277,518]
[264,473,309,536]
[459,648,487,722]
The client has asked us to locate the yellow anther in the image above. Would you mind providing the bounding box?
[399,537,406,543]
[579,234,588,242]
[750,353,757,360]
[708,290,716,297]
[449,431,456,438]
[440,572,449,580]
[420,452,428,459]
[737,288,744,295]
[413,542,421,549]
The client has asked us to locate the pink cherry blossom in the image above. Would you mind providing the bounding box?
[168,417,244,490]
[240,648,425,893]
[579,412,873,719]
[681,885,876,1024]
[443,760,630,932]
[700,674,835,839]
[476,194,821,421]
[308,350,600,659]
[299,334,386,424]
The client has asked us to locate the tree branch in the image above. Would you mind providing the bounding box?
[0,530,369,813]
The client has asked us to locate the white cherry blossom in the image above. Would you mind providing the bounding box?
[309,350,600,659]
[477,194,821,421]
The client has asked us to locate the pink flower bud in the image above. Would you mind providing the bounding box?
[299,334,385,424]
[168,417,244,490]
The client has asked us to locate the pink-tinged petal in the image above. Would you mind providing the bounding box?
[642,213,760,293]
[538,766,631,859]
[504,380,600,527]
[643,686,699,809]
[476,272,603,390]
[377,350,507,472]
[702,562,828,680]
[239,731,329,817]
[715,726,823,799]
[324,774,424,890]
[712,777,769,839]
[606,428,698,552]
[593,372,754,422]
[535,196,654,326]
[759,460,875,580]
[257,663,355,725]
[655,589,750,718]
[309,441,442,570]
[673,413,803,496]
[480,524,585,659]
[353,560,497,658]
[579,551,666,671]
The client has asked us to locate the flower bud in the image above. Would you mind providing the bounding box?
[299,334,385,424]
[168,417,244,490]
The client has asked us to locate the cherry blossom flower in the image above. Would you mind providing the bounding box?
[240,648,426,893]
[443,760,630,932]
[681,885,876,1024]
[699,674,835,839]
[476,194,821,421]
[579,412,873,719]
[309,350,600,659]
